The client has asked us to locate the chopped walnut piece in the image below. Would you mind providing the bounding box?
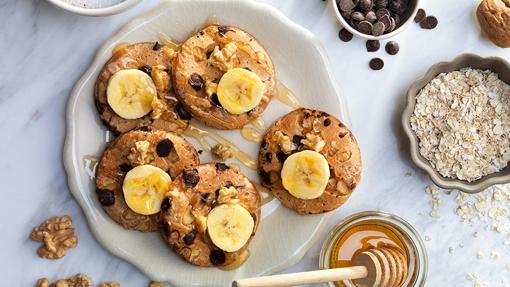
[195,215,207,233]
[208,43,237,72]
[150,65,170,93]
[39,274,92,287]
[301,133,326,152]
[128,140,154,166]
[161,46,176,61]
[183,206,195,225]
[151,97,167,120]
[30,215,78,260]
[148,282,165,287]
[211,144,234,161]
[98,283,120,287]
[272,131,292,154]
[218,186,238,203]
[205,80,218,98]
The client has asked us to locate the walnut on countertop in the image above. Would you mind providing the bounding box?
[211,143,234,161]
[36,274,93,287]
[148,282,165,287]
[98,283,120,287]
[30,215,78,260]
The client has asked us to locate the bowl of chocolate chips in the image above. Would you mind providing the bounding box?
[331,0,420,40]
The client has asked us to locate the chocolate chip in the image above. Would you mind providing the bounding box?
[156,138,173,157]
[152,41,161,51]
[358,21,373,35]
[183,232,195,245]
[119,163,132,173]
[366,40,380,52]
[365,11,377,23]
[292,135,305,147]
[388,16,396,32]
[183,169,200,186]
[414,8,426,23]
[372,21,386,36]
[198,150,203,154]
[357,0,373,11]
[276,151,288,163]
[97,189,115,206]
[265,152,273,162]
[260,171,270,184]
[217,26,232,37]
[420,16,438,29]
[369,58,384,70]
[188,73,204,91]
[206,48,214,58]
[215,162,229,171]
[161,198,171,212]
[324,118,332,126]
[211,93,223,108]
[176,103,192,120]
[138,65,152,75]
[385,41,399,55]
[375,0,388,8]
[210,249,226,265]
[338,28,353,42]
[162,223,171,236]
[375,8,390,19]
[339,0,356,11]
[200,193,211,202]
[389,0,405,14]
[379,15,391,31]
[351,11,365,21]
[341,10,351,20]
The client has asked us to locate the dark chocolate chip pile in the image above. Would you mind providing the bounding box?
[337,0,409,36]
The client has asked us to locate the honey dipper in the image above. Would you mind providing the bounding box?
[232,247,408,287]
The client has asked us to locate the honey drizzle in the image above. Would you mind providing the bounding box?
[241,117,265,143]
[254,183,274,205]
[183,122,258,170]
[157,32,181,50]
[276,81,300,109]
[83,155,98,180]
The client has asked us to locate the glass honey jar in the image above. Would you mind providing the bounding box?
[319,211,428,287]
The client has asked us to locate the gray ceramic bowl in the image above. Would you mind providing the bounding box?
[402,54,510,193]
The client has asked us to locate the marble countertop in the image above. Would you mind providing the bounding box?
[2,0,510,286]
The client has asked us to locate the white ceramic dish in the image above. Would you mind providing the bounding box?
[46,0,142,16]
[64,0,351,286]
[330,0,420,40]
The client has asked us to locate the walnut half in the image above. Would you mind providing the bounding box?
[30,215,78,260]
[36,274,93,287]
[211,144,234,161]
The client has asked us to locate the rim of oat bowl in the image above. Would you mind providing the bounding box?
[402,53,510,194]
[45,0,142,16]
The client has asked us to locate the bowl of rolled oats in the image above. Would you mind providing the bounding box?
[402,54,510,193]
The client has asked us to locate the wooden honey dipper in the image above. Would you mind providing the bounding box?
[232,247,408,287]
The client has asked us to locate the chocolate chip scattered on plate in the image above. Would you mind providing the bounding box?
[420,16,438,29]
[414,8,426,23]
[372,22,386,36]
[385,41,399,55]
[369,58,385,70]
[366,40,381,52]
[339,28,354,42]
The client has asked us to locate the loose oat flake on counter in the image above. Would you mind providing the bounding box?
[410,68,510,182]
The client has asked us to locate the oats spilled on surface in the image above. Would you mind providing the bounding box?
[410,68,510,182]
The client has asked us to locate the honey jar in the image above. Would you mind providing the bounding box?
[320,211,427,287]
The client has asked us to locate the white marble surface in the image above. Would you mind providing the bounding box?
[1,0,510,286]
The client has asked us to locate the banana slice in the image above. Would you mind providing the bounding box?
[107,69,157,119]
[217,68,265,115]
[281,150,330,200]
[122,164,172,215]
[207,203,254,252]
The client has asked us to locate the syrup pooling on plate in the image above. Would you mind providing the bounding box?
[241,117,265,142]
[157,32,181,50]
[82,155,98,180]
[254,182,274,205]
[276,81,300,109]
[183,121,258,170]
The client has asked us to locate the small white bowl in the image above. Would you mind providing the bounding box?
[330,0,420,40]
[46,0,142,16]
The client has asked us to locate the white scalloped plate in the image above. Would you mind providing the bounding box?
[64,0,351,286]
